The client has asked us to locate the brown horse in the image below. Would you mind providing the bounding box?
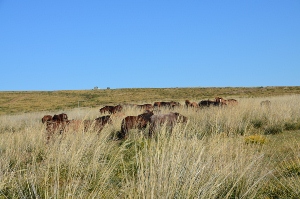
[185,100,199,108]
[118,111,154,139]
[149,112,188,137]
[100,105,123,114]
[83,115,112,133]
[136,104,153,111]
[52,113,68,122]
[42,115,53,123]
[154,101,181,109]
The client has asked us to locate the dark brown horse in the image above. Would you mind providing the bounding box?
[185,100,199,108]
[149,112,188,137]
[100,105,123,114]
[153,101,181,109]
[52,113,68,122]
[83,115,112,133]
[42,115,53,123]
[136,104,153,111]
[118,111,154,139]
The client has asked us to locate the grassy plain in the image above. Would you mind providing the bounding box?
[0,87,300,198]
[1,86,300,115]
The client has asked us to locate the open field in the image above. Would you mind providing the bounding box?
[1,86,300,115]
[1,88,300,198]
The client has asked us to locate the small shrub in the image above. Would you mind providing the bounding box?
[236,125,247,136]
[264,125,283,135]
[284,121,300,131]
[0,186,18,199]
[36,151,45,163]
[261,181,296,199]
[280,158,300,177]
[250,115,268,129]
[284,122,297,131]
[244,135,267,145]
[262,158,300,198]
[251,118,267,129]
[283,164,300,177]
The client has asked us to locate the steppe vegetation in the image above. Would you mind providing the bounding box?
[1,86,300,115]
[0,87,300,198]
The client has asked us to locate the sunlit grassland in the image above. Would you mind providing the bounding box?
[0,95,300,198]
[1,86,300,115]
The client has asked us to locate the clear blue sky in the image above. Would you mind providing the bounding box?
[0,1,299,91]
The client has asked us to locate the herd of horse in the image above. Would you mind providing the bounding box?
[42,96,264,142]
[42,110,188,141]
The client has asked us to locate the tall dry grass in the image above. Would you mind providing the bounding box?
[0,95,300,198]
